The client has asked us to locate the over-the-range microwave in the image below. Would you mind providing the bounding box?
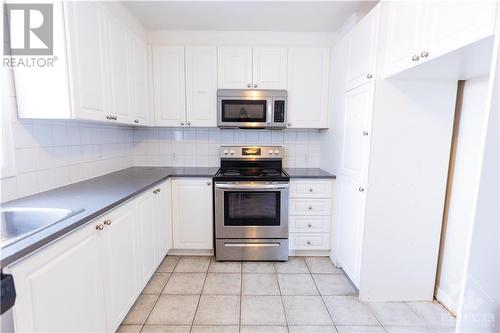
[217,89,287,129]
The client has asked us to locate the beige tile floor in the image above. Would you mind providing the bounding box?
[118,256,456,333]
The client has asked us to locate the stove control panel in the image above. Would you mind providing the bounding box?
[220,146,283,159]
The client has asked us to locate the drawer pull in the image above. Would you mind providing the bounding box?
[306,240,311,245]
[309,188,313,192]
[308,206,313,210]
[103,219,111,226]
[225,243,280,248]
[307,224,312,228]
[96,224,104,231]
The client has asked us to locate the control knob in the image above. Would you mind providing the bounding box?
[274,150,280,155]
[223,150,229,155]
[229,150,235,155]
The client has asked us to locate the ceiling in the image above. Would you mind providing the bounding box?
[122,1,377,32]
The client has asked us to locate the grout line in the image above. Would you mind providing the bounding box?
[189,258,210,333]
[276,263,290,333]
[239,260,243,333]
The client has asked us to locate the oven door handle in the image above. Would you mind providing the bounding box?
[215,184,289,190]
[224,242,281,248]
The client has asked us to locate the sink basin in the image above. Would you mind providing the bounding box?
[1,207,85,247]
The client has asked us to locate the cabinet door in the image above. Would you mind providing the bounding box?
[340,82,375,183]
[64,2,109,121]
[102,202,139,332]
[383,1,424,77]
[9,222,106,332]
[185,46,217,127]
[217,47,253,89]
[252,47,288,89]
[130,36,150,126]
[172,178,213,249]
[424,1,497,60]
[103,11,133,124]
[153,46,186,126]
[346,6,380,91]
[136,190,158,284]
[336,177,367,288]
[287,48,330,128]
[155,180,172,261]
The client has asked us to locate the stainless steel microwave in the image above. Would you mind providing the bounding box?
[217,89,287,129]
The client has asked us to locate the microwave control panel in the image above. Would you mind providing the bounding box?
[273,100,286,123]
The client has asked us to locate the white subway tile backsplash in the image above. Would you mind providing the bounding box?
[132,128,322,168]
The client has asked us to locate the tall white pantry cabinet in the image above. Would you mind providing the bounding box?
[330,1,497,301]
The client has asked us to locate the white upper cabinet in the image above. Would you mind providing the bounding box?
[130,37,150,126]
[287,47,330,129]
[252,47,288,89]
[346,5,380,91]
[340,82,375,183]
[153,46,187,126]
[425,1,497,59]
[172,178,213,250]
[12,2,152,126]
[384,1,497,77]
[383,1,424,77]
[103,10,133,124]
[64,1,109,121]
[218,47,253,89]
[185,46,218,127]
[217,46,287,89]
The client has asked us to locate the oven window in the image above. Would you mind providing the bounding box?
[224,191,280,226]
[221,100,267,122]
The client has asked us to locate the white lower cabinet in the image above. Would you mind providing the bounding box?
[335,177,367,288]
[8,180,172,333]
[9,222,107,333]
[172,178,213,250]
[101,201,139,331]
[288,179,334,252]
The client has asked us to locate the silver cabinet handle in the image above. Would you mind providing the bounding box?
[306,240,311,245]
[367,74,372,79]
[253,84,257,88]
[103,219,111,226]
[308,206,313,210]
[247,83,251,88]
[288,123,292,127]
[134,119,139,124]
[421,51,429,58]
[96,224,104,231]
[180,122,184,125]
[307,224,312,228]
[309,188,313,192]
[412,55,420,62]
[363,131,369,136]
[207,182,211,186]
[359,187,365,192]
[187,122,191,125]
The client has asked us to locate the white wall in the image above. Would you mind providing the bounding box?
[0,69,134,203]
[435,77,490,314]
[133,127,322,168]
[456,21,500,332]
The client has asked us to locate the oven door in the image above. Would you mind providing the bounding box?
[217,96,272,128]
[215,181,289,239]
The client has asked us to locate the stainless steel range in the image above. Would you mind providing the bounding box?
[214,146,289,261]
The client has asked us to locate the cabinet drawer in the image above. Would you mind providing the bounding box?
[290,180,333,198]
[289,233,330,250]
[289,216,330,233]
[289,198,332,216]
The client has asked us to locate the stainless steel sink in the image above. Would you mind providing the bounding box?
[1,207,85,247]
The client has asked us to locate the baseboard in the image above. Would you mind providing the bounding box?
[435,286,458,316]
[168,249,214,256]
[289,250,331,256]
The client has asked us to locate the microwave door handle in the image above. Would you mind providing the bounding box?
[267,99,273,126]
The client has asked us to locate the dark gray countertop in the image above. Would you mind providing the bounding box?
[0,167,218,268]
[0,166,334,268]
[285,168,336,179]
